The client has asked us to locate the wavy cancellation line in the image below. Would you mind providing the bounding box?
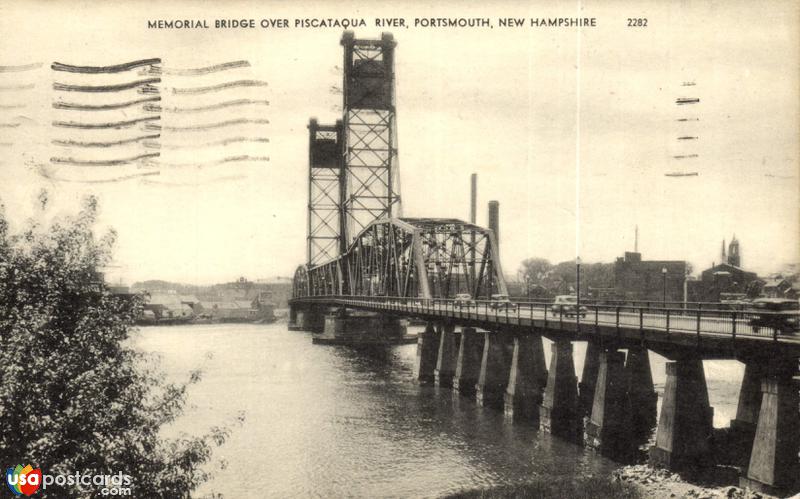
[53,96,161,111]
[146,99,270,113]
[151,137,269,149]
[53,78,161,93]
[52,116,161,129]
[158,60,251,76]
[50,152,161,166]
[52,134,161,148]
[171,80,268,95]
[38,168,161,184]
[150,118,268,132]
[51,59,161,74]
[0,63,43,73]
[149,155,269,167]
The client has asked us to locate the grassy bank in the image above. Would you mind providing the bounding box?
[441,475,642,499]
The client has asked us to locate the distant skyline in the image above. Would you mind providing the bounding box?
[0,0,797,285]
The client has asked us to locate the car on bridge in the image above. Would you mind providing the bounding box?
[746,298,800,334]
[550,295,587,318]
[489,293,517,311]
[453,293,474,309]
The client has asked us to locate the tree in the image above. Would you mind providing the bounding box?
[518,258,553,290]
[0,194,234,498]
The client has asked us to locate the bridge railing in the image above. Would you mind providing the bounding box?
[291,295,800,342]
[509,297,754,311]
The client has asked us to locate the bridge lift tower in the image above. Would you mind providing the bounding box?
[306,32,402,269]
[307,119,345,267]
[340,32,402,247]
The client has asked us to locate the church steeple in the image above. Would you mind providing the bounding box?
[728,235,740,267]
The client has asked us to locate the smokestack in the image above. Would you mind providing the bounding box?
[470,174,477,224]
[488,200,499,254]
[635,225,639,252]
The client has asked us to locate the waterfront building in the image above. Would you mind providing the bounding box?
[613,251,687,303]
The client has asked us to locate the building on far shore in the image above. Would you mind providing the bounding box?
[613,251,688,303]
[142,292,194,322]
[686,236,762,302]
[762,277,799,300]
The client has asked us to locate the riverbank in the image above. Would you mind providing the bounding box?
[612,465,781,499]
[443,466,786,499]
[442,475,641,498]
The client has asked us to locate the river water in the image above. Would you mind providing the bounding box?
[129,323,745,499]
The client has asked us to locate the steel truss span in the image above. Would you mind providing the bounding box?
[293,217,507,300]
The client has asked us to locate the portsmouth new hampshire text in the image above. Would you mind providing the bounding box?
[147,17,598,30]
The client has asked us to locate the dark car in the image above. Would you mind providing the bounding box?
[489,293,517,311]
[453,293,474,309]
[747,298,800,334]
[551,295,587,318]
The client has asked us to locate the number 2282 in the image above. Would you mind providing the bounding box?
[627,18,648,27]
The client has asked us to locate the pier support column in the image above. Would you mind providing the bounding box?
[579,340,601,417]
[475,331,513,409]
[649,358,714,470]
[626,345,658,436]
[585,351,632,457]
[725,362,767,465]
[291,305,325,332]
[414,323,441,384]
[434,324,458,387]
[504,334,547,421]
[288,305,300,330]
[453,327,484,397]
[539,340,581,443]
[740,361,800,496]
[731,362,767,434]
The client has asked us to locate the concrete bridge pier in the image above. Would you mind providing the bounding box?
[731,362,766,434]
[739,360,800,496]
[649,358,714,470]
[504,334,547,422]
[288,304,326,332]
[724,362,768,465]
[313,309,408,345]
[453,327,484,397]
[539,340,582,443]
[475,331,513,409]
[585,350,633,457]
[414,323,441,384]
[578,340,601,417]
[434,323,459,388]
[625,344,658,436]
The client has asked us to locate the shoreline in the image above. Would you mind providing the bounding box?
[613,464,781,499]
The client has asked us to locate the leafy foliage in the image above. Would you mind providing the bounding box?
[518,258,616,297]
[0,194,231,498]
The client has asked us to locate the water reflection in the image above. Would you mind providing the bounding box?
[130,324,744,499]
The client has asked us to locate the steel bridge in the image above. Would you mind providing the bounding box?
[289,31,800,496]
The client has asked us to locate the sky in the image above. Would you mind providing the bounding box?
[0,0,797,285]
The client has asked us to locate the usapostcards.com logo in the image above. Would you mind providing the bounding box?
[5,465,41,497]
[6,464,132,496]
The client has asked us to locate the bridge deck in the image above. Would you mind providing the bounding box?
[290,296,800,360]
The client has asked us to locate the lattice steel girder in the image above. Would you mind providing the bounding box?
[292,265,309,299]
[300,217,508,300]
[308,118,345,266]
[341,32,401,250]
